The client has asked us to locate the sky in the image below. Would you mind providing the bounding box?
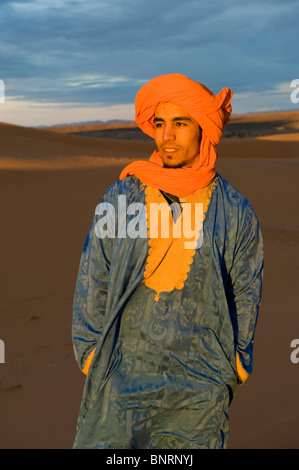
[0,0,298,127]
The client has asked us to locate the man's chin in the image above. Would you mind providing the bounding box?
[164,163,183,169]
[162,156,185,169]
[163,161,186,169]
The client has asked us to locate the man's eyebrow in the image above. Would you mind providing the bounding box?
[173,116,192,122]
[153,116,192,123]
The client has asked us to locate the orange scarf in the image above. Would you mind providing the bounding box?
[119,74,233,197]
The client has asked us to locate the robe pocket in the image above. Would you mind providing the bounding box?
[100,343,123,390]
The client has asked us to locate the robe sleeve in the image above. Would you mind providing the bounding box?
[72,196,114,375]
[228,204,264,386]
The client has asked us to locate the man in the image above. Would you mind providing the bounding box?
[72,73,264,449]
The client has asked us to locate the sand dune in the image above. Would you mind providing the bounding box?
[43,110,299,139]
[0,111,298,448]
[1,111,299,169]
[0,121,155,168]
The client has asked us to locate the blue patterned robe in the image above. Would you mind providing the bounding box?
[72,173,263,449]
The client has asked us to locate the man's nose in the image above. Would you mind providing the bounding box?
[163,124,176,141]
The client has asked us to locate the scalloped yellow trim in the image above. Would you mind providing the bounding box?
[143,179,216,301]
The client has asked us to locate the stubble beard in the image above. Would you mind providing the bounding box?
[160,151,187,169]
[163,160,187,169]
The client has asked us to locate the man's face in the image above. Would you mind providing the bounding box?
[153,102,202,169]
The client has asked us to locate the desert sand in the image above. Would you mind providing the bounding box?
[0,111,298,449]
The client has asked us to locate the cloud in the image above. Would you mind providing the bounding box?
[232,81,298,113]
[2,98,136,127]
[0,0,298,124]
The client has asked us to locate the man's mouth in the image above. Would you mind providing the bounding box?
[162,147,180,153]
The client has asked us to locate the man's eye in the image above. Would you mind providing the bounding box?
[154,123,163,128]
[176,122,185,127]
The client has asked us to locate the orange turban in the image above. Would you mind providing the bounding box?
[120,73,233,197]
